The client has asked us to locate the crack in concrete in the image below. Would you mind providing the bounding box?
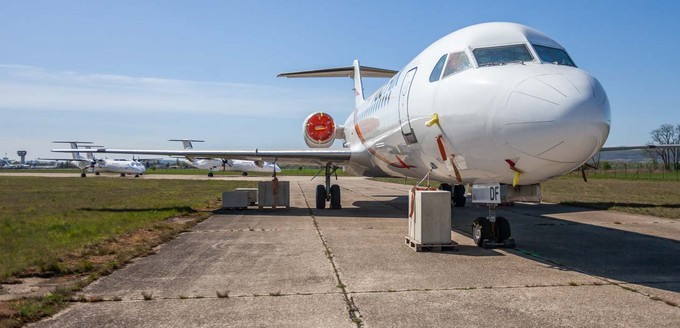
[298,182,364,328]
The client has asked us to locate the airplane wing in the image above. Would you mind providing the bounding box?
[51,148,353,166]
[600,144,680,151]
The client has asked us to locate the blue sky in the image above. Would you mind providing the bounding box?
[1,0,679,159]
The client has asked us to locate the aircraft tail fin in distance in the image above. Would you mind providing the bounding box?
[52,141,93,160]
[168,139,205,150]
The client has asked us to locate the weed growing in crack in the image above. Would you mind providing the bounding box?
[112,296,122,302]
[179,295,188,299]
[568,281,579,286]
[269,291,282,297]
[141,291,154,300]
[216,290,230,298]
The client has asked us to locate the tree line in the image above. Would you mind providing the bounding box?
[647,124,680,170]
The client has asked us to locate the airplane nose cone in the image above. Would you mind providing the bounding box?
[503,72,610,163]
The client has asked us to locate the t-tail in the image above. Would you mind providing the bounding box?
[277,60,397,110]
[52,141,93,161]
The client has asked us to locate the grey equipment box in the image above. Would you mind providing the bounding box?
[222,190,249,209]
[235,188,258,205]
[258,181,290,208]
[407,190,452,249]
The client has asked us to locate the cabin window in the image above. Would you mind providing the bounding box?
[442,52,472,78]
[429,54,448,82]
[533,44,576,67]
[473,44,533,66]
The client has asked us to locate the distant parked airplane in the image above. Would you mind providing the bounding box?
[169,139,280,177]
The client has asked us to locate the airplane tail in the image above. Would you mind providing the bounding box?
[52,141,93,160]
[169,139,204,150]
[277,61,398,109]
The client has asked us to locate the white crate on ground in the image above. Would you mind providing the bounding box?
[222,191,249,209]
[406,190,454,251]
[257,181,290,208]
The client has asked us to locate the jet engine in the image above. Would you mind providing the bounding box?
[303,112,336,148]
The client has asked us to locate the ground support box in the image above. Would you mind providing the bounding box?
[222,190,249,209]
[257,181,290,209]
[407,190,453,252]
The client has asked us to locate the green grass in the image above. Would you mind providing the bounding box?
[373,175,680,219]
[542,177,680,219]
[0,176,254,280]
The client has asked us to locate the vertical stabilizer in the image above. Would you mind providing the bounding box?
[52,141,93,161]
[353,59,365,108]
[169,139,204,150]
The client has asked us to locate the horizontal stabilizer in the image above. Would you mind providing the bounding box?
[278,66,397,78]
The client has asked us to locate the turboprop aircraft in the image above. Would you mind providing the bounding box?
[169,139,281,177]
[57,22,663,247]
[46,141,145,177]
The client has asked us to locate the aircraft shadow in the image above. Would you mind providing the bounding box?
[453,203,680,293]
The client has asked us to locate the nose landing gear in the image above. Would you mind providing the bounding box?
[472,204,515,248]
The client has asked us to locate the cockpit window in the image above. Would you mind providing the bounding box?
[442,52,472,78]
[533,44,576,67]
[473,44,533,67]
[429,54,447,82]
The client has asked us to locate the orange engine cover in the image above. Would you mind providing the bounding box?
[303,112,336,148]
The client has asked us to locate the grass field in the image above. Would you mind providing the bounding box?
[0,176,254,280]
[374,176,680,220]
[542,177,680,219]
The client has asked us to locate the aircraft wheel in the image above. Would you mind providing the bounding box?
[315,185,326,209]
[120,173,125,177]
[135,174,140,178]
[438,183,453,205]
[95,172,100,176]
[495,217,512,243]
[80,173,86,178]
[208,172,214,177]
[453,185,466,207]
[330,184,341,209]
[472,217,491,247]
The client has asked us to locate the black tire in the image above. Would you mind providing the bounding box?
[438,183,453,205]
[208,172,214,177]
[95,172,100,176]
[453,185,466,207]
[330,184,341,209]
[120,173,125,177]
[242,172,248,176]
[472,217,491,247]
[315,185,326,209]
[135,174,140,178]
[495,217,511,243]
[80,173,86,178]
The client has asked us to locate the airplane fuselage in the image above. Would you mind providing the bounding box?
[94,159,146,175]
[342,23,610,185]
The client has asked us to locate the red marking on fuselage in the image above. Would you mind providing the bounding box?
[353,109,415,169]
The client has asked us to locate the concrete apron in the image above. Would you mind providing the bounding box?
[33,177,680,327]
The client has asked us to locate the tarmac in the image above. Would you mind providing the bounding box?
[20,175,680,327]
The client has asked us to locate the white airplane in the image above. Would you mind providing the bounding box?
[169,139,281,177]
[46,141,145,177]
[55,22,676,247]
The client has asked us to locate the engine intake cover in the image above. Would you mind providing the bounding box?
[304,112,336,148]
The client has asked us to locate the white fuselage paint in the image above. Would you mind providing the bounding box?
[94,159,146,175]
[190,158,281,174]
[341,23,610,185]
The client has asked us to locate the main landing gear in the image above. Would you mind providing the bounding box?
[315,163,341,210]
[472,204,515,248]
[80,172,86,178]
[438,183,466,207]
[208,171,214,177]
